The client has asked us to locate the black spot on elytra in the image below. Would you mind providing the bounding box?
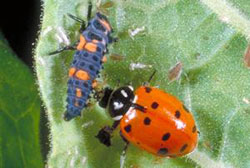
[162,133,171,141]
[183,105,190,113]
[151,102,159,109]
[175,110,181,118]
[158,148,168,155]
[145,87,152,93]
[180,144,188,152]
[144,117,151,125]
[192,125,197,133]
[124,125,131,133]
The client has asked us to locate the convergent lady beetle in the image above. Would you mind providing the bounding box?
[96,71,198,157]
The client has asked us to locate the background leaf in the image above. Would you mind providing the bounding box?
[35,0,250,167]
[0,33,43,168]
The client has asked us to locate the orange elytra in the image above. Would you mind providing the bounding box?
[96,85,198,158]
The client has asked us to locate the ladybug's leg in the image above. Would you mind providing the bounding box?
[68,0,92,31]
[48,42,78,55]
[95,120,120,146]
[67,14,86,32]
[120,132,130,167]
[87,0,92,21]
[143,69,157,86]
[96,87,113,108]
[108,36,119,44]
[131,103,146,112]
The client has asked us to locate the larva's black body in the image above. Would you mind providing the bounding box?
[65,12,114,121]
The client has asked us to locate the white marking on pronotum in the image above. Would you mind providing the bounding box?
[133,95,138,103]
[113,101,124,110]
[130,62,152,70]
[127,109,136,120]
[56,26,70,45]
[128,26,145,40]
[113,115,123,121]
[128,86,134,91]
[121,90,128,98]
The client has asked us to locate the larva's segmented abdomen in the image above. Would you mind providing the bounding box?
[65,78,92,119]
[65,49,104,120]
[64,12,114,121]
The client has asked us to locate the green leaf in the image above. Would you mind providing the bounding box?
[35,0,250,167]
[0,34,43,167]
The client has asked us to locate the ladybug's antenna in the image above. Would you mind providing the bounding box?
[147,70,157,83]
[143,70,156,86]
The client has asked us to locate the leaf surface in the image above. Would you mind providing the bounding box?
[35,0,250,167]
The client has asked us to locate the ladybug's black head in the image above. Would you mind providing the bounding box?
[99,86,135,120]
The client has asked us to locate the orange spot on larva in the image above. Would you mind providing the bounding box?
[99,19,111,32]
[92,80,98,88]
[77,35,86,50]
[102,56,107,63]
[76,88,82,97]
[68,67,76,77]
[85,42,97,52]
[75,101,79,107]
[75,70,90,80]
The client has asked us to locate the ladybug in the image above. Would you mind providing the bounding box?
[50,1,116,121]
[96,71,198,157]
